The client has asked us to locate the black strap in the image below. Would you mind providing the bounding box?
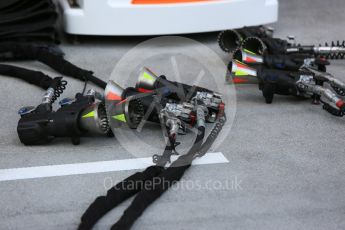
[36,48,107,89]
[77,125,204,230]
[112,115,226,229]
[0,15,57,39]
[0,0,24,10]
[0,32,57,44]
[0,64,53,89]
[0,43,63,59]
[77,143,177,230]
[78,115,225,230]
[0,28,56,38]
[0,0,58,44]
[0,1,53,21]
[112,165,191,230]
[78,136,176,230]
[262,82,276,104]
[0,43,106,89]
[78,166,163,230]
[111,126,206,230]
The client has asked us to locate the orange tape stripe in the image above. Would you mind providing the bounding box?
[137,88,153,93]
[116,99,128,106]
[106,92,122,101]
[232,77,249,84]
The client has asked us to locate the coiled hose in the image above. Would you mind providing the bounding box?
[50,78,67,104]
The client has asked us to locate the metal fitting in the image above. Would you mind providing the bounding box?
[42,87,55,104]
[164,102,193,120]
[194,91,222,109]
[196,106,206,128]
[166,118,181,137]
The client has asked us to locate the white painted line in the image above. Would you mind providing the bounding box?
[0,152,228,182]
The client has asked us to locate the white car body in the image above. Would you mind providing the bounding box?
[59,0,278,35]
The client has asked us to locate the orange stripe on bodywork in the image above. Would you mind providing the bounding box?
[132,0,210,4]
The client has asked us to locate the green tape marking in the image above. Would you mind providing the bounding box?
[235,70,249,76]
[82,111,95,118]
[142,72,154,81]
[243,49,257,55]
[112,114,126,122]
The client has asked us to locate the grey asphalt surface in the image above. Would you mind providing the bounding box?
[1,0,345,229]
